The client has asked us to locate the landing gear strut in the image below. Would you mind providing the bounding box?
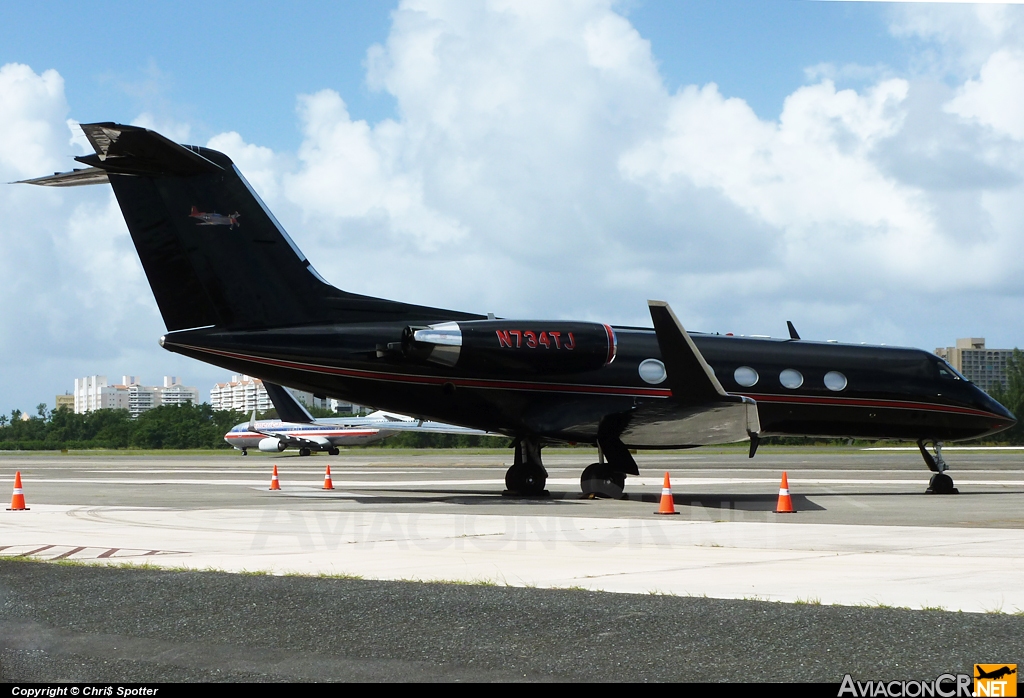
[917,439,958,494]
[504,437,548,496]
[580,434,637,499]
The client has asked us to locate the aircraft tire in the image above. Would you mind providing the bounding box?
[580,463,626,499]
[926,472,958,494]
[328,447,340,456]
[299,448,311,457]
[504,463,547,496]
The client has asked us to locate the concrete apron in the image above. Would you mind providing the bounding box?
[2,504,1021,614]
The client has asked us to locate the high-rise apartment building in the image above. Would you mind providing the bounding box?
[209,375,360,414]
[209,375,273,413]
[73,376,199,416]
[935,339,1016,393]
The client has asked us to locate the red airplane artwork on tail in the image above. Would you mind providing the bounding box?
[190,206,240,228]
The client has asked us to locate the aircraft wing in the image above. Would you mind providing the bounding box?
[616,301,759,448]
[323,410,491,435]
[245,402,336,449]
[368,420,490,436]
[245,422,344,450]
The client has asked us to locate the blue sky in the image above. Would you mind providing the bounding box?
[0,1,906,146]
[1,1,1023,414]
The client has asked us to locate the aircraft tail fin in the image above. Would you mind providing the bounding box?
[21,122,481,331]
[263,382,315,424]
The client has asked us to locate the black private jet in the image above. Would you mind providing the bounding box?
[20,123,1016,498]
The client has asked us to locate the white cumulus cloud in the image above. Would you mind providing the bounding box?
[4,1,1024,414]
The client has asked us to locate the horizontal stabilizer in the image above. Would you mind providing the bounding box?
[16,167,109,187]
[263,383,315,424]
[74,123,222,176]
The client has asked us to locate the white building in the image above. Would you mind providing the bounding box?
[935,338,1017,393]
[209,375,362,414]
[73,376,199,417]
[74,376,128,413]
[209,375,273,413]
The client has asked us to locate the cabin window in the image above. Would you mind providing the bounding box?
[779,369,803,389]
[824,371,847,391]
[734,366,759,387]
[638,359,667,384]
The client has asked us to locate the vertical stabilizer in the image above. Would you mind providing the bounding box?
[21,123,482,331]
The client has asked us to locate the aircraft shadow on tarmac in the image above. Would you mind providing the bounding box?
[282,487,1016,509]
[647,493,826,512]
[282,489,829,510]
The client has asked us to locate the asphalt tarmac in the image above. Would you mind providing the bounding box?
[0,447,1022,682]
[2,447,1023,526]
[2,560,1023,683]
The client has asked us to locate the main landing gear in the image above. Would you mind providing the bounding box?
[917,439,958,494]
[580,435,637,499]
[240,448,248,456]
[504,437,548,496]
[299,447,312,457]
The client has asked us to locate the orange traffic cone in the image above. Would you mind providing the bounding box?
[7,471,29,511]
[322,464,335,490]
[655,472,679,515]
[269,464,281,491]
[775,471,795,513]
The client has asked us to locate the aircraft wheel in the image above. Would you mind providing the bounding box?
[926,472,958,494]
[299,448,311,457]
[581,463,626,499]
[504,463,547,496]
[328,447,340,456]
[241,449,247,456]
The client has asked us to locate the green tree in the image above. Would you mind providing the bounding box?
[991,348,1024,444]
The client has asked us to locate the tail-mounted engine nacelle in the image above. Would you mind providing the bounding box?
[258,437,286,453]
[402,320,617,374]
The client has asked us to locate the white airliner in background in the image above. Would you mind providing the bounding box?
[224,381,489,455]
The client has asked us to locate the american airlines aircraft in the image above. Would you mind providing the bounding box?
[225,381,488,455]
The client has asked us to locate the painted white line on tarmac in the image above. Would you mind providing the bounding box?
[18,472,1024,483]
[864,446,1024,451]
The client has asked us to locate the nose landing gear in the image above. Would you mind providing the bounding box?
[917,439,958,494]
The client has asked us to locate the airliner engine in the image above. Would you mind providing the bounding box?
[402,320,616,375]
[258,437,286,453]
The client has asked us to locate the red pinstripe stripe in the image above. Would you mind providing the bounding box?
[172,343,671,397]
[225,431,379,439]
[748,393,999,418]
[171,342,1003,419]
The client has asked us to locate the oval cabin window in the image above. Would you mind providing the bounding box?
[638,359,667,385]
[779,369,803,389]
[734,366,759,387]
[824,371,848,391]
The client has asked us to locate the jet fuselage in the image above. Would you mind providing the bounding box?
[164,322,1014,447]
